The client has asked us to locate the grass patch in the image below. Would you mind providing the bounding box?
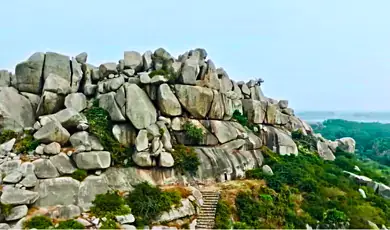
[90,191,130,218]
[24,216,54,229]
[56,219,85,229]
[71,169,88,181]
[183,122,204,144]
[0,203,12,216]
[0,130,17,144]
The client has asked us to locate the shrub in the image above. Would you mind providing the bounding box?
[127,182,181,225]
[0,130,17,144]
[100,219,118,229]
[214,200,232,229]
[163,186,192,198]
[232,110,256,131]
[84,106,134,166]
[71,169,88,181]
[172,144,200,176]
[183,122,204,144]
[24,216,54,229]
[90,191,130,217]
[14,134,40,153]
[0,203,12,216]
[56,219,85,229]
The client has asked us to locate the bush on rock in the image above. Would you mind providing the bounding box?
[84,105,134,166]
[0,130,17,144]
[56,219,85,229]
[172,144,200,176]
[71,169,88,181]
[24,216,54,229]
[90,191,131,217]
[183,122,204,144]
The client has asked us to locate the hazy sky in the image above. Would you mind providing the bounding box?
[1,0,389,111]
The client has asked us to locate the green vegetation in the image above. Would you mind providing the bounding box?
[232,110,256,131]
[71,169,88,181]
[243,143,390,229]
[214,200,232,229]
[84,105,134,166]
[0,129,17,144]
[100,219,118,229]
[56,219,85,229]
[90,191,131,217]
[150,55,179,82]
[172,144,200,176]
[126,182,181,226]
[183,121,204,144]
[0,203,12,216]
[313,119,390,166]
[24,216,54,229]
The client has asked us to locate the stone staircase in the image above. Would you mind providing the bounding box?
[196,190,220,229]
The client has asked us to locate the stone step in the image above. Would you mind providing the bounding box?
[199,211,216,214]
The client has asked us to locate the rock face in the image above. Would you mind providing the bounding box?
[175,85,213,118]
[125,84,157,129]
[34,177,80,206]
[33,121,70,145]
[0,87,35,131]
[337,137,356,153]
[158,84,182,116]
[14,52,45,94]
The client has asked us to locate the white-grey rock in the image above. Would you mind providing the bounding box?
[358,188,367,199]
[159,152,174,167]
[50,153,77,175]
[143,51,153,71]
[156,199,196,222]
[34,177,80,206]
[58,204,81,219]
[0,138,15,152]
[99,92,126,121]
[0,223,10,229]
[179,58,199,85]
[43,142,61,155]
[76,52,88,64]
[73,151,111,170]
[175,85,213,118]
[36,91,65,116]
[115,214,135,224]
[33,121,42,130]
[3,171,23,183]
[123,69,135,77]
[0,87,35,132]
[43,52,71,83]
[70,131,91,150]
[140,72,151,84]
[77,123,89,131]
[99,63,118,78]
[0,160,21,175]
[210,121,238,144]
[33,159,60,178]
[122,225,137,230]
[132,152,153,167]
[157,83,182,116]
[125,84,157,129]
[278,100,288,109]
[262,165,274,176]
[0,70,10,87]
[135,130,149,152]
[151,75,168,84]
[0,188,39,205]
[34,121,70,145]
[64,93,87,112]
[124,51,143,71]
[18,162,35,176]
[53,108,88,129]
[112,124,136,148]
[20,174,38,188]
[76,217,93,227]
[89,135,104,151]
[43,73,71,95]
[35,145,44,155]
[5,205,28,221]
[14,52,44,94]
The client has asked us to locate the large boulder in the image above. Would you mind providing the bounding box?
[50,153,77,175]
[208,91,225,119]
[97,75,125,94]
[266,104,289,125]
[52,108,88,129]
[1,188,39,205]
[14,52,45,94]
[210,121,238,144]
[5,205,28,221]
[132,152,153,167]
[33,159,60,179]
[157,84,182,116]
[125,84,157,129]
[77,175,109,211]
[43,52,71,83]
[73,151,111,170]
[33,121,70,145]
[99,92,126,121]
[179,58,199,85]
[124,51,143,71]
[70,58,83,93]
[99,63,117,79]
[43,73,71,95]
[337,137,356,153]
[21,92,41,113]
[36,91,65,116]
[112,124,137,147]
[34,177,80,206]
[64,93,87,112]
[175,85,213,118]
[156,199,196,222]
[377,183,390,199]
[317,141,336,161]
[262,126,298,156]
[0,87,35,132]
[242,99,267,124]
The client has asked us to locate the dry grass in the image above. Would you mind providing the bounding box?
[161,185,192,198]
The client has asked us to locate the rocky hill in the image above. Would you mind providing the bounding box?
[0,48,385,229]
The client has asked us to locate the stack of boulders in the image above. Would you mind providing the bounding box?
[0,47,359,227]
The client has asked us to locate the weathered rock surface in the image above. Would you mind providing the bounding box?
[175,85,213,118]
[64,93,87,112]
[33,121,70,145]
[158,84,182,116]
[33,159,60,178]
[262,126,298,156]
[1,188,39,205]
[0,87,35,131]
[78,175,109,211]
[99,92,126,121]
[43,52,71,82]
[14,52,45,94]
[36,91,65,116]
[50,153,77,175]
[125,84,157,129]
[337,137,356,153]
[73,151,111,169]
[156,199,196,222]
[34,177,80,206]
[317,141,336,161]
[112,124,137,147]
[43,73,71,95]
